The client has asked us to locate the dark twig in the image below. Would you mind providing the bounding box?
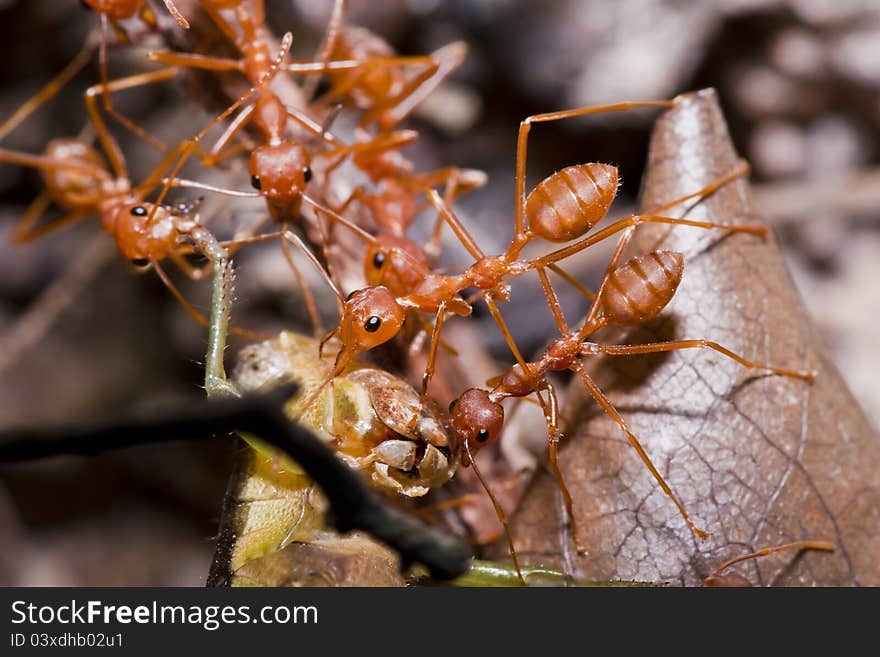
[0,385,472,580]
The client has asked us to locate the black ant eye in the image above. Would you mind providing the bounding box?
[372,251,386,269]
[250,175,262,190]
[476,429,490,443]
[131,258,150,267]
[364,316,382,333]
[448,399,457,414]
[130,205,148,217]
[302,166,312,183]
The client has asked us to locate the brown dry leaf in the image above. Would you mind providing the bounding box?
[503,89,880,586]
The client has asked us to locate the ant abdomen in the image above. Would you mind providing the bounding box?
[526,163,618,242]
[43,139,112,210]
[600,250,684,326]
[450,388,505,451]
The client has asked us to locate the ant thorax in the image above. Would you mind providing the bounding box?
[232,331,457,498]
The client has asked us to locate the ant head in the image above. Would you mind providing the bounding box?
[249,143,313,213]
[449,388,505,453]
[364,234,430,295]
[81,1,140,20]
[102,200,184,262]
[339,286,406,352]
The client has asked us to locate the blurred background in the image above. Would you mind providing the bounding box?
[0,0,878,584]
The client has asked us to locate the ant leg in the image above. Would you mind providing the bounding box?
[84,67,181,180]
[84,67,180,156]
[0,36,97,142]
[571,362,708,540]
[219,229,285,254]
[415,470,528,519]
[150,257,211,327]
[279,236,324,338]
[510,267,585,552]
[711,541,835,580]
[318,327,338,358]
[586,340,816,380]
[546,263,595,302]
[462,440,525,585]
[538,380,586,554]
[423,188,484,260]
[281,230,345,314]
[322,129,419,162]
[9,192,52,244]
[419,302,449,404]
[646,160,750,216]
[301,0,348,100]
[533,212,767,270]
[12,204,87,245]
[481,297,542,398]
[361,42,467,128]
[414,168,488,261]
[0,148,105,177]
[412,312,459,357]
[147,51,243,73]
[170,252,211,281]
[535,266,570,335]
[513,100,675,240]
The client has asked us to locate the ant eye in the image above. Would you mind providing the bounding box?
[130,205,148,217]
[448,400,457,413]
[364,316,382,333]
[131,258,150,267]
[250,175,262,190]
[372,252,386,268]
[302,166,313,183]
[476,429,490,443]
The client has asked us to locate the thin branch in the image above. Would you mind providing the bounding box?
[0,386,471,580]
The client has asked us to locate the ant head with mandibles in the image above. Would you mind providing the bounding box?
[338,286,407,353]
[448,388,505,456]
[249,143,313,219]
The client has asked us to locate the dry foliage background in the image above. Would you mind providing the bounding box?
[0,0,878,585]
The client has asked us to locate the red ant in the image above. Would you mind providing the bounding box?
[146,2,450,333]
[0,31,299,335]
[311,102,773,425]
[448,242,816,575]
[701,540,835,586]
[306,0,471,132]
